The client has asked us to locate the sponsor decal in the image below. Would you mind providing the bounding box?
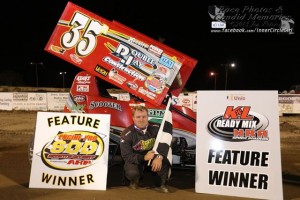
[129,103,145,107]
[108,68,126,84]
[50,45,65,54]
[76,85,89,92]
[126,81,138,90]
[70,54,82,64]
[73,95,86,102]
[157,66,169,77]
[148,109,165,118]
[133,138,155,151]
[145,74,165,94]
[138,87,156,99]
[148,44,163,57]
[89,101,122,111]
[76,75,91,84]
[103,56,145,81]
[182,99,191,104]
[94,65,109,77]
[159,55,175,69]
[113,43,156,70]
[148,109,164,124]
[128,37,149,49]
[207,106,269,141]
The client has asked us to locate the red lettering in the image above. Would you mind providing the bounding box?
[224,106,253,120]
[67,160,92,165]
[257,130,268,138]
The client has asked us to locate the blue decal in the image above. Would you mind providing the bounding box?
[159,56,174,69]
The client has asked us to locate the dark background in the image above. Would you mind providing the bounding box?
[0,0,298,92]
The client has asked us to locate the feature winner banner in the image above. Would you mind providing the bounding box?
[29,112,110,190]
[195,91,283,199]
[45,2,197,106]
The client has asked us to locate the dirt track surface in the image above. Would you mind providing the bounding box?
[0,111,300,200]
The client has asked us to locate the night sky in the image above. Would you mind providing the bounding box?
[0,0,298,92]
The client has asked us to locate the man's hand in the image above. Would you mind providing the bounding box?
[144,150,155,161]
[151,155,163,172]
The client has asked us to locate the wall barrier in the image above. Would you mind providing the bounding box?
[0,92,299,115]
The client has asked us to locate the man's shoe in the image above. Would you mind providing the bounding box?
[158,185,169,193]
[128,180,139,189]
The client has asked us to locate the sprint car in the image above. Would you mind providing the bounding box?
[62,71,197,168]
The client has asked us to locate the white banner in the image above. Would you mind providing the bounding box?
[29,112,111,190]
[0,92,13,110]
[47,93,69,111]
[12,93,47,111]
[195,91,283,200]
[278,94,300,114]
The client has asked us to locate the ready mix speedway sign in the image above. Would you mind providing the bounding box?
[195,91,283,199]
[29,112,110,190]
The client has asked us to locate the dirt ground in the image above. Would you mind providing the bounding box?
[0,111,299,200]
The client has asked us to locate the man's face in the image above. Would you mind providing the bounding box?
[133,110,148,129]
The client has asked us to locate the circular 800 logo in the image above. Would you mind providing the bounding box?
[41,131,104,170]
